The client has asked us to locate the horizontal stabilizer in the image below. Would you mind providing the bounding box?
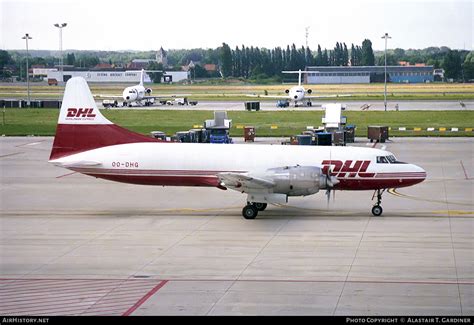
[51,160,102,168]
[306,94,353,99]
[246,94,290,99]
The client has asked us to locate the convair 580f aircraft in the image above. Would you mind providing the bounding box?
[50,77,426,219]
[248,69,350,107]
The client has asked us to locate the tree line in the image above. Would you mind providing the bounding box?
[0,40,472,81]
[218,39,376,80]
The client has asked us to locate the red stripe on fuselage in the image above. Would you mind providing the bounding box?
[85,173,221,187]
[336,178,424,190]
[79,169,425,190]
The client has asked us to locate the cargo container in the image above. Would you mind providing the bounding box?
[244,101,260,111]
[189,129,205,143]
[175,131,191,143]
[296,135,312,145]
[345,125,356,143]
[315,132,332,146]
[244,126,256,142]
[368,126,389,143]
[333,131,346,146]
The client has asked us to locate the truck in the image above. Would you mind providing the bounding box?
[166,97,198,106]
[102,99,119,108]
[209,129,232,144]
[276,100,289,108]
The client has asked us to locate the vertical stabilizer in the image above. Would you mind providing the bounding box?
[49,77,157,161]
[139,69,145,86]
[282,70,305,86]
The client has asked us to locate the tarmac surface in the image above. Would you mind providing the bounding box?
[0,136,472,316]
[103,99,473,111]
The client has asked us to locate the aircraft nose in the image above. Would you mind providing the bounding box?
[412,164,427,183]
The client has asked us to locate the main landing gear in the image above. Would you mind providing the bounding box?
[242,202,267,219]
[371,189,386,216]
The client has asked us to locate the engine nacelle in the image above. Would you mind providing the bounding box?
[145,88,152,95]
[266,166,330,196]
[285,89,290,94]
[307,89,312,94]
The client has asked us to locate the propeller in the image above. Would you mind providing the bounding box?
[324,166,339,207]
[326,148,339,206]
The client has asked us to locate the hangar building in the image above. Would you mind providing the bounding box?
[305,66,434,84]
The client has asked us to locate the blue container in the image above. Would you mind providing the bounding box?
[316,132,332,146]
[296,135,312,145]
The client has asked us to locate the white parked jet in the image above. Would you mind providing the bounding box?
[248,69,350,107]
[50,77,426,219]
[98,69,189,107]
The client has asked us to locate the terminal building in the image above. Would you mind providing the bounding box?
[46,69,190,84]
[305,66,434,84]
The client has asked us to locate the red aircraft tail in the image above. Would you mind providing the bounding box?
[49,77,157,161]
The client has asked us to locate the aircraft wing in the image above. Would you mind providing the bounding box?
[305,94,353,99]
[95,94,122,99]
[94,94,192,100]
[143,94,192,100]
[246,94,290,99]
[217,172,274,192]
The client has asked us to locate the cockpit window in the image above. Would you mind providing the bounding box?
[386,155,397,163]
[376,155,405,164]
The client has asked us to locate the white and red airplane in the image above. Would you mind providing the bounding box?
[50,77,426,219]
[98,69,189,107]
[247,69,351,107]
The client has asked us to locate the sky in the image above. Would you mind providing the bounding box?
[1,0,472,52]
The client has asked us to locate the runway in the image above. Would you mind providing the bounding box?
[0,137,472,315]
[101,99,473,111]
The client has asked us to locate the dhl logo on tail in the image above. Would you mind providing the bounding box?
[66,108,96,119]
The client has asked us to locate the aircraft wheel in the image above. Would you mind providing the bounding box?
[242,205,258,219]
[372,205,383,217]
[252,202,267,211]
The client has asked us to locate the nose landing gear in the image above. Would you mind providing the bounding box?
[371,189,386,216]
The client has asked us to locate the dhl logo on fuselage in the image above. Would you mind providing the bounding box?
[66,108,96,119]
[322,160,375,178]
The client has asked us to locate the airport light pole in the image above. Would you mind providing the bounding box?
[22,33,32,107]
[305,26,310,48]
[381,32,391,111]
[188,61,195,83]
[54,23,67,83]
